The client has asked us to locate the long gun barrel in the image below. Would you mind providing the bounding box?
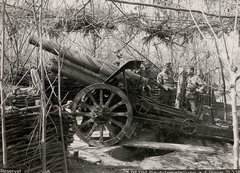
[29,35,146,85]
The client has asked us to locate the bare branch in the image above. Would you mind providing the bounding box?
[218,0,230,61]
[237,73,240,81]
[187,1,206,40]
[106,0,240,19]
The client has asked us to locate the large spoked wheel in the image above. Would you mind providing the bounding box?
[71,83,133,147]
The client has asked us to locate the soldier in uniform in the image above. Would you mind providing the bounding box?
[140,63,154,97]
[113,53,123,66]
[157,62,175,106]
[185,67,205,115]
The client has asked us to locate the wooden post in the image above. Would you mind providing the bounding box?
[39,1,47,172]
[230,70,240,169]
[58,53,68,173]
[1,0,7,168]
[231,1,239,168]
[175,67,186,109]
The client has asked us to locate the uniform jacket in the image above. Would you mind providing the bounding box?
[157,68,174,90]
[185,75,205,99]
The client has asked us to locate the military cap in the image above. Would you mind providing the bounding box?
[164,62,171,69]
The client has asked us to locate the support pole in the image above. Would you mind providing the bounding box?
[39,0,47,172]
[58,54,68,173]
[1,0,7,168]
[231,74,239,169]
[231,0,239,169]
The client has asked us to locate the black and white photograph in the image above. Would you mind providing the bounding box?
[0,0,240,172]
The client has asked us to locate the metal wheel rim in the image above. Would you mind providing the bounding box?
[71,83,133,147]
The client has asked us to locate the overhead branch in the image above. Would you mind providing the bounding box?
[236,73,240,81]
[106,0,240,19]
[187,1,206,40]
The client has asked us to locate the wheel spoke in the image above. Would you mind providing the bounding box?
[141,105,148,112]
[79,101,93,111]
[109,100,124,111]
[87,123,98,138]
[110,118,124,128]
[111,112,128,117]
[99,89,103,106]
[87,93,98,106]
[104,122,115,137]
[138,106,143,112]
[99,125,104,142]
[75,112,92,118]
[104,92,116,107]
[78,118,94,129]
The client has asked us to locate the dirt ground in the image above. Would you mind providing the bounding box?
[68,159,125,173]
[67,134,234,173]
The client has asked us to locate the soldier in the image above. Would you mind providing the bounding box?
[140,63,154,97]
[185,67,205,115]
[113,53,123,66]
[141,63,150,76]
[157,62,175,106]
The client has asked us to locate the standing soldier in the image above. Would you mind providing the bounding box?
[157,62,175,106]
[113,53,123,66]
[185,67,205,115]
[140,63,154,97]
[144,63,156,87]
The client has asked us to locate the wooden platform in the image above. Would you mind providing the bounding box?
[123,141,215,154]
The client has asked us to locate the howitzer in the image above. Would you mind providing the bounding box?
[29,35,149,146]
[29,36,238,147]
[29,35,148,86]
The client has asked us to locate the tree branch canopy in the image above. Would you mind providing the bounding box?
[106,0,240,19]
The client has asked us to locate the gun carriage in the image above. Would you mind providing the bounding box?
[29,35,235,147]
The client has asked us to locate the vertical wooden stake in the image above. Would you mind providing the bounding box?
[231,74,239,169]
[231,0,239,169]
[58,54,68,173]
[175,67,185,108]
[1,0,7,168]
[38,0,47,172]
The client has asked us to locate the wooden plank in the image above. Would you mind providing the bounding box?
[123,141,215,154]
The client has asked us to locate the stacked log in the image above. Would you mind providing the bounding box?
[10,94,40,108]
[0,92,74,172]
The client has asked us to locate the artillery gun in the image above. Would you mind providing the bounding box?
[29,35,236,147]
